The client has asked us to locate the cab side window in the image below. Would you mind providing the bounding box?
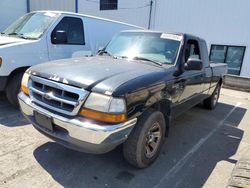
[185,40,201,62]
[51,17,85,45]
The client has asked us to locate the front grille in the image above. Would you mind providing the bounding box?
[29,75,89,116]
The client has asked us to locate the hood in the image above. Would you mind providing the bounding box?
[29,56,166,94]
[0,35,26,46]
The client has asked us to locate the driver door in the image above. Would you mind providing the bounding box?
[178,39,205,102]
[47,16,89,61]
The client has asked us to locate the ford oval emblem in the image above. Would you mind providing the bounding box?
[43,93,52,100]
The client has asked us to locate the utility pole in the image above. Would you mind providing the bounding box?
[148,0,153,29]
[75,0,79,13]
[26,0,30,13]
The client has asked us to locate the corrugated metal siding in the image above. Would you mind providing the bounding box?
[78,0,150,28]
[30,0,75,12]
[0,0,27,31]
[153,0,250,77]
[154,0,250,43]
[1,0,249,76]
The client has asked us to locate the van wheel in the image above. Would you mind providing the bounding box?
[6,72,24,107]
[123,109,166,168]
[204,84,221,110]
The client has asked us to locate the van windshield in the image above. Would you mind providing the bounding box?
[103,32,182,65]
[2,12,59,40]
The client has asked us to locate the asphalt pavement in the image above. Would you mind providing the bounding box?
[0,88,250,188]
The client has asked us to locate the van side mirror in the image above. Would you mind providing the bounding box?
[184,58,203,71]
[52,30,67,44]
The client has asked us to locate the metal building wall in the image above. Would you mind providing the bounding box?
[29,0,75,12]
[0,0,27,31]
[153,0,250,77]
[78,0,151,28]
[1,0,249,76]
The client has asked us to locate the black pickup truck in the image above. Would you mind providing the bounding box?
[18,30,227,168]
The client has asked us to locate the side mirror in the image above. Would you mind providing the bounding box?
[52,30,67,44]
[184,58,203,71]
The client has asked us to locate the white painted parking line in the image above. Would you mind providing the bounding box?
[154,102,242,188]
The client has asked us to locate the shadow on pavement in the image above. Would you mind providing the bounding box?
[0,93,29,127]
[33,102,247,188]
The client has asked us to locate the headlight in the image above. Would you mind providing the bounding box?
[21,72,30,95]
[84,93,126,113]
[79,92,126,123]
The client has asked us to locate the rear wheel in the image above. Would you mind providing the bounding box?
[6,72,24,107]
[204,83,221,110]
[123,109,166,168]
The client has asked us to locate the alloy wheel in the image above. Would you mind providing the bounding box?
[145,122,162,159]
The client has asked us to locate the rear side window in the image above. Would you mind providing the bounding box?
[51,17,85,45]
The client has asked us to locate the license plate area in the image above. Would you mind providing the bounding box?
[34,111,53,132]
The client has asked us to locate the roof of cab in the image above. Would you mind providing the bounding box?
[32,10,144,29]
[120,30,206,41]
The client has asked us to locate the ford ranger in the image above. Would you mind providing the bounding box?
[18,30,227,168]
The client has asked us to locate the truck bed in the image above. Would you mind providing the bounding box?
[210,62,228,77]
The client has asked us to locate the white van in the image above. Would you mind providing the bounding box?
[0,11,143,106]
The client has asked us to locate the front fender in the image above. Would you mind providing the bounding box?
[0,39,48,76]
[126,82,173,119]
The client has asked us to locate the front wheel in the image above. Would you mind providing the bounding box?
[123,109,166,168]
[6,72,24,107]
[203,83,221,110]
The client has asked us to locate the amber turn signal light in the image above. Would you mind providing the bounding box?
[21,85,29,95]
[79,108,126,123]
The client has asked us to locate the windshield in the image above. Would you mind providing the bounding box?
[2,12,59,40]
[103,32,182,65]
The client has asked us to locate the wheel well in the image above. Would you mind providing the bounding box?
[150,100,171,137]
[7,67,30,83]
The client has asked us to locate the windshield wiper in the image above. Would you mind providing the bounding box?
[7,32,36,40]
[101,50,113,56]
[8,32,19,36]
[98,50,118,59]
[18,35,36,40]
[133,56,162,66]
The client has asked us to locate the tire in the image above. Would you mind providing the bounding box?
[123,109,166,168]
[6,72,24,107]
[203,83,221,110]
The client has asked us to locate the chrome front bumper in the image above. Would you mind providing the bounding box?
[18,92,137,154]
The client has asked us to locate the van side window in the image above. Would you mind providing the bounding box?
[51,17,85,45]
[185,40,201,62]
